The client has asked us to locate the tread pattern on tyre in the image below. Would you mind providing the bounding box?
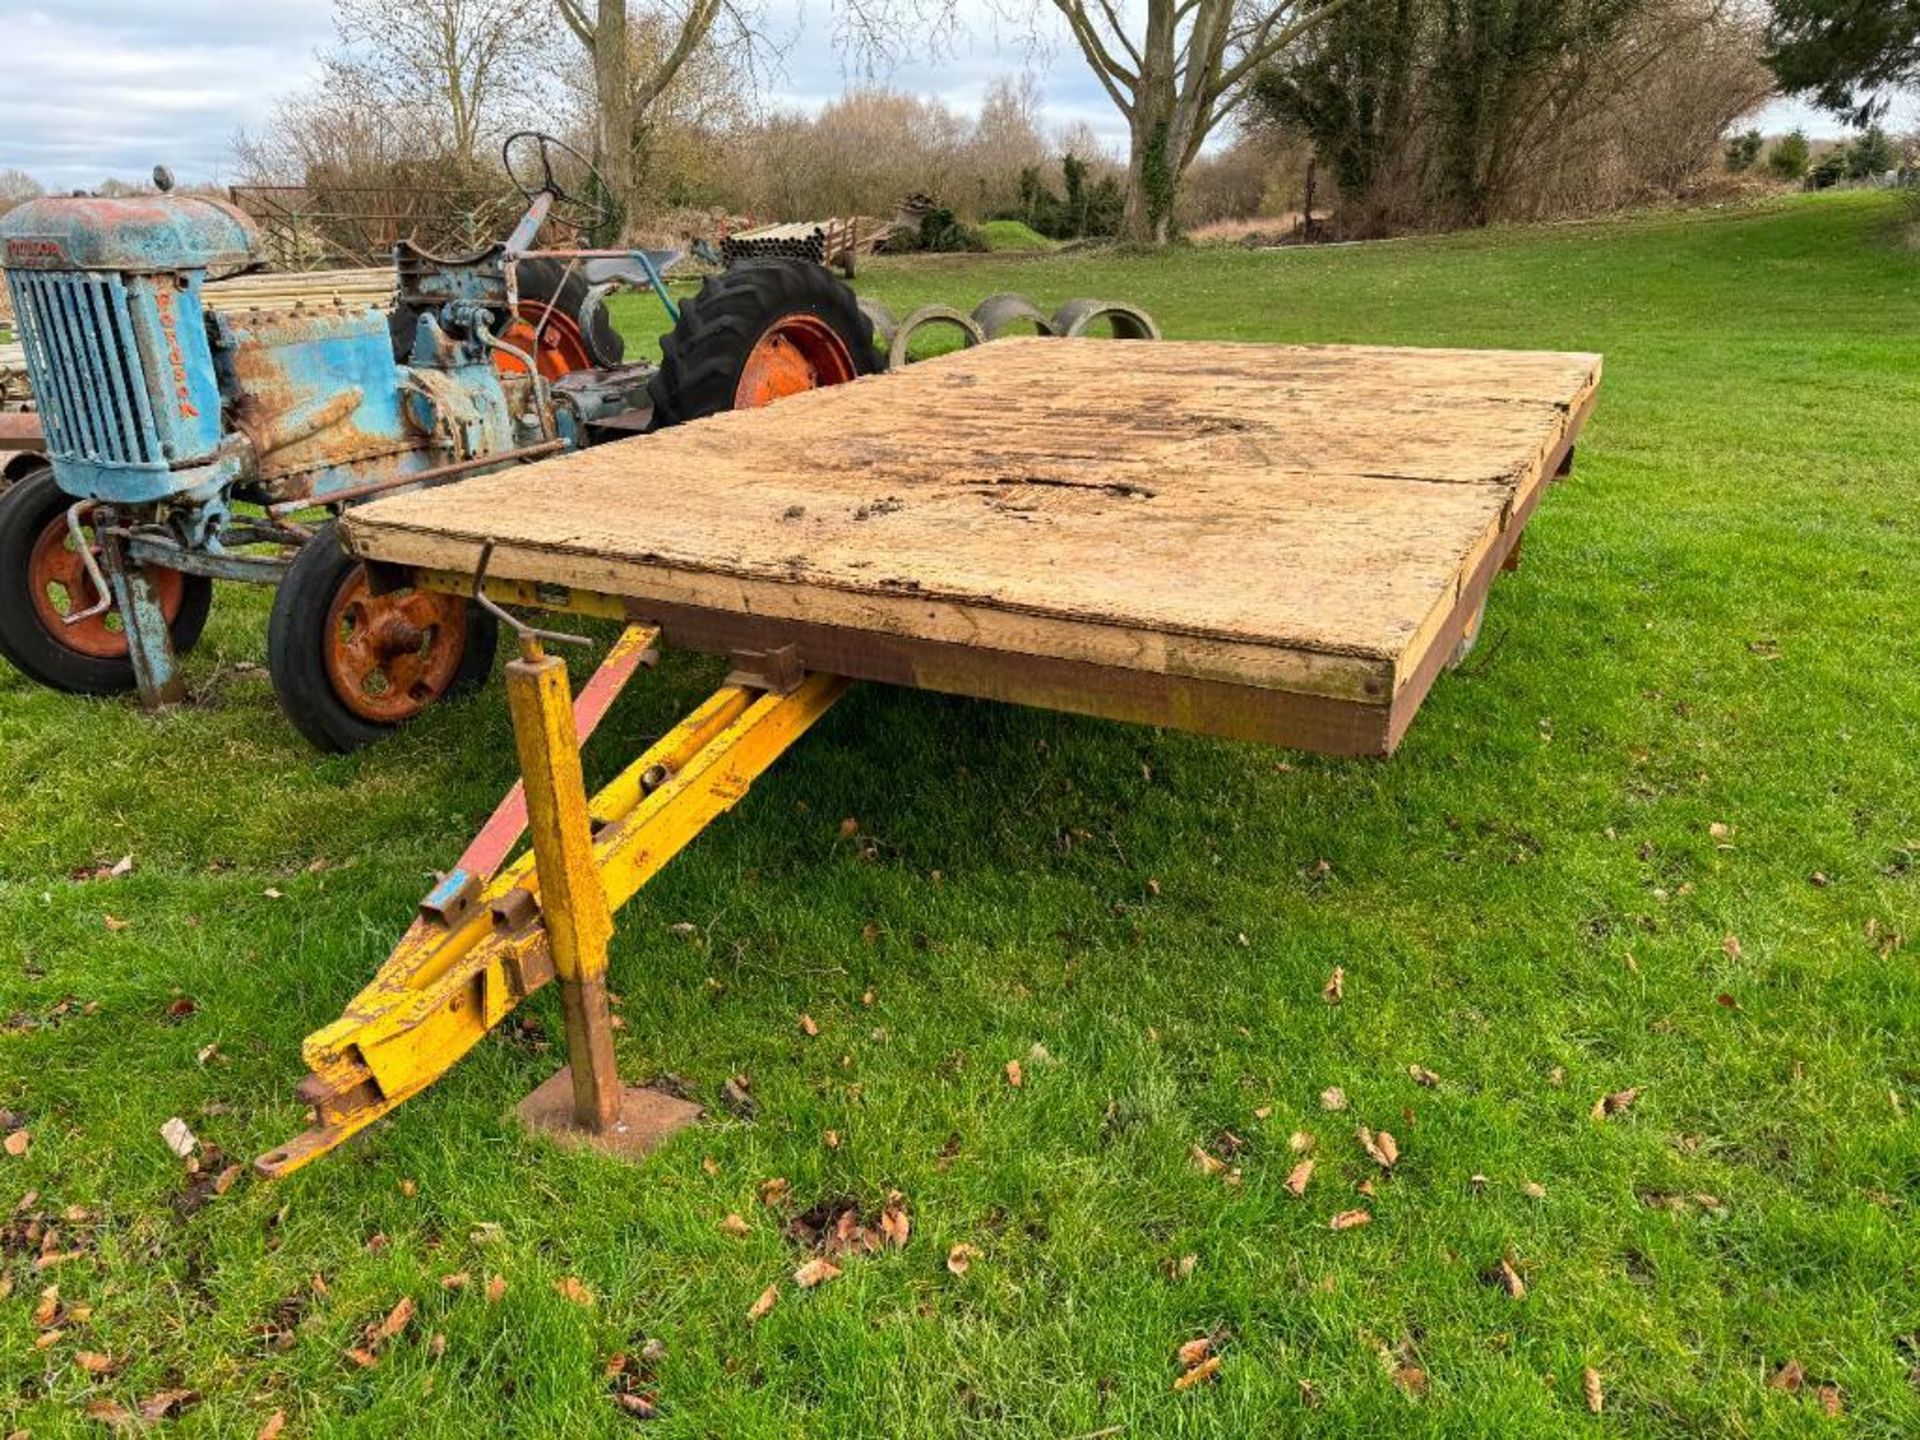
[0,467,212,696]
[648,260,880,428]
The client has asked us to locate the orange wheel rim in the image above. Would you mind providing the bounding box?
[735,314,858,409]
[494,302,595,380]
[323,566,471,725]
[26,509,184,659]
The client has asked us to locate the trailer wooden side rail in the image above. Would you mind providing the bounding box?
[257,338,1602,1175]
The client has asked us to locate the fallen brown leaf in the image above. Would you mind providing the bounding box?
[139,1389,200,1421]
[82,1400,136,1428]
[213,1164,243,1196]
[1523,1181,1547,1200]
[1358,1127,1399,1169]
[613,1393,660,1419]
[345,1346,379,1369]
[1322,967,1345,1004]
[1494,1258,1526,1299]
[484,1274,506,1304]
[1320,1087,1348,1112]
[4,1129,29,1157]
[794,1257,841,1288]
[441,1271,470,1291]
[372,1295,414,1342]
[104,915,131,932]
[1408,1065,1440,1088]
[1176,1336,1212,1368]
[747,1284,779,1322]
[1189,1144,1226,1177]
[760,1177,791,1207]
[1818,1385,1844,1417]
[32,1285,59,1326]
[1174,1355,1222,1392]
[554,1277,594,1307]
[879,1193,911,1249]
[1005,1059,1024,1088]
[1289,1130,1315,1153]
[1769,1360,1805,1393]
[947,1243,980,1275]
[1286,1160,1315,1197]
[1330,1209,1372,1231]
[75,1351,115,1375]
[258,1410,287,1440]
[1590,1087,1642,1121]
[35,1328,64,1349]
[1582,1367,1604,1414]
[718,1213,752,1239]
[798,1013,819,1037]
[160,1116,198,1159]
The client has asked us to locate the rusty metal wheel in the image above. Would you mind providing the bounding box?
[735,313,860,409]
[268,521,497,753]
[0,467,210,695]
[323,569,478,725]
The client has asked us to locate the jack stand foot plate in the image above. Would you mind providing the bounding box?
[514,1068,702,1159]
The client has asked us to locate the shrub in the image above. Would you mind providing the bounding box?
[1767,130,1813,181]
[1725,129,1764,172]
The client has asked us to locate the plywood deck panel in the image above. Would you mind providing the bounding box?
[345,339,1601,755]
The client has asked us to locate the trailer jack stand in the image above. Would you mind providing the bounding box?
[254,629,849,1178]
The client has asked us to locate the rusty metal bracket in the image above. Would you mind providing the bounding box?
[725,644,805,695]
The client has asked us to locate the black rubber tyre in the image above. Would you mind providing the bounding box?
[514,257,625,368]
[0,467,212,695]
[267,522,498,753]
[647,259,880,427]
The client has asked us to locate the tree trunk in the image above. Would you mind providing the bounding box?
[593,0,632,240]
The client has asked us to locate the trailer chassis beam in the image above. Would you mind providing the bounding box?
[255,643,848,1177]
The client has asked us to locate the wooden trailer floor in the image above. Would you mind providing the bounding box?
[344,338,1602,756]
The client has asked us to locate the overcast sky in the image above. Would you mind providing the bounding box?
[0,1,1892,192]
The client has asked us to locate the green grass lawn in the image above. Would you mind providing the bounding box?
[4,191,1918,1437]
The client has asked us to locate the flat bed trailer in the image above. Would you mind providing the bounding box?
[258,338,1602,1176]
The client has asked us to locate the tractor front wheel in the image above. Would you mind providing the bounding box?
[648,260,880,427]
[267,522,498,753]
[0,467,211,695]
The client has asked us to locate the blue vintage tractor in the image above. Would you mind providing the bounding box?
[0,134,878,749]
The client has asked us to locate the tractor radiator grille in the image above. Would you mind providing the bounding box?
[5,270,162,468]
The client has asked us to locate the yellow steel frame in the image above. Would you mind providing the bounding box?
[255,626,849,1177]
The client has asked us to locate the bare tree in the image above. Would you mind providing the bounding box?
[0,169,43,218]
[832,2,1352,243]
[1051,1,1356,241]
[330,0,550,168]
[552,1,766,233]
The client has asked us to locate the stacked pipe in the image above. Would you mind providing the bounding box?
[722,224,829,268]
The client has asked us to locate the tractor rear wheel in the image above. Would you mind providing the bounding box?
[648,260,879,426]
[267,522,498,753]
[0,467,211,696]
[493,257,626,378]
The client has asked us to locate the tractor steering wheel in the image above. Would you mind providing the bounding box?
[502,131,615,241]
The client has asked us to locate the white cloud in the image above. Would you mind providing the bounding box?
[0,0,1126,190]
